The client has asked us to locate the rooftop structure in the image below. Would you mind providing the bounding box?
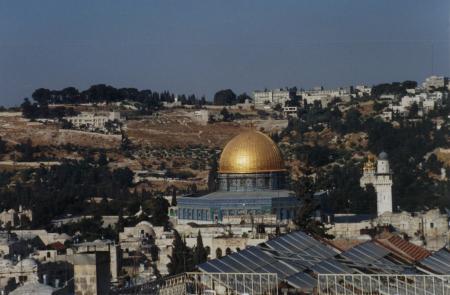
[197,230,450,294]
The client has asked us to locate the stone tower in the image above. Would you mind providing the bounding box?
[360,152,393,216]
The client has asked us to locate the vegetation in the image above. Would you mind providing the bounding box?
[167,230,194,275]
[207,154,219,192]
[283,93,450,214]
[193,231,208,266]
[291,176,334,239]
[213,89,236,105]
[30,85,199,106]
[371,81,417,98]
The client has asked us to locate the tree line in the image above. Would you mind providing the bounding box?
[29,85,207,106]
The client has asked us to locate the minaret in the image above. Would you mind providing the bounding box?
[360,152,393,216]
[375,152,393,215]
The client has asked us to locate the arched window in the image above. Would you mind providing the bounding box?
[216,248,222,258]
[205,246,211,256]
[236,247,241,252]
[225,247,232,255]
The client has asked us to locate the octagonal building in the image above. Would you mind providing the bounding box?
[177,131,299,224]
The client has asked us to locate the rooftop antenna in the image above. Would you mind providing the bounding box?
[431,42,435,75]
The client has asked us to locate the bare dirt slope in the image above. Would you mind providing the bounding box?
[0,114,120,149]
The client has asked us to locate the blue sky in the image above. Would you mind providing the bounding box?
[0,0,449,106]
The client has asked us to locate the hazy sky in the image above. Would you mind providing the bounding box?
[1,0,449,106]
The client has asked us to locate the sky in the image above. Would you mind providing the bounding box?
[0,0,449,106]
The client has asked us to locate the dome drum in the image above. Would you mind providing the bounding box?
[219,171,286,192]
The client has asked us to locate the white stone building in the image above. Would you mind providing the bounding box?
[355,85,372,96]
[192,109,209,125]
[63,111,122,131]
[0,206,32,228]
[422,75,448,90]
[283,106,298,118]
[253,89,295,107]
[0,257,39,291]
[398,92,443,114]
[328,209,449,251]
[70,239,121,283]
[360,152,393,216]
[298,87,351,106]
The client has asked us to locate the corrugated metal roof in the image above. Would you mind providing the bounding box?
[376,235,431,262]
[419,249,450,274]
[197,231,342,291]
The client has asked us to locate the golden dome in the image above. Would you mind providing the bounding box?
[219,131,285,174]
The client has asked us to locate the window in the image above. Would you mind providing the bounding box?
[430,222,434,228]
[216,248,222,258]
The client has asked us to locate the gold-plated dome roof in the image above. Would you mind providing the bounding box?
[219,131,285,174]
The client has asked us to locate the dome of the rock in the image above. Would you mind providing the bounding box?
[219,131,285,174]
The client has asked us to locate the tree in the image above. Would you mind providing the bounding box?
[0,137,6,155]
[32,88,51,106]
[167,230,194,275]
[193,230,208,266]
[171,186,177,206]
[273,103,283,112]
[148,196,170,226]
[220,107,233,122]
[344,108,362,133]
[409,102,419,118]
[116,211,125,237]
[97,151,108,166]
[21,98,39,119]
[207,154,219,192]
[425,154,442,174]
[150,244,160,262]
[373,101,388,112]
[214,89,236,105]
[15,139,35,162]
[236,93,251,103]
[112,167,134,187]
[294,197,334,239]
[120,131,132,151]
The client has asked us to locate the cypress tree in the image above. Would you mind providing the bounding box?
[167,230,194,275]
[171,186,177,206]
[207,153,219,192]
[193,230,208,266]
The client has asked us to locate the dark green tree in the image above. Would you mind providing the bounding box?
[148,196,170,226]
[97,151,108,166]
[193,230,208,266]
[214,89,236,105]
[167,230,194,275]
[15,139,35,162]
[409,102,419,118]
[171,186,177,206]
[32,88,51,105]
[120,131,132,151]
[207,153,219,192]
[293,197,334,239]
[0,137,6,155]
[236,93,251,103]
[220,107,234,122]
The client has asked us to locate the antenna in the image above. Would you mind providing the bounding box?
[431,42,435,75]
